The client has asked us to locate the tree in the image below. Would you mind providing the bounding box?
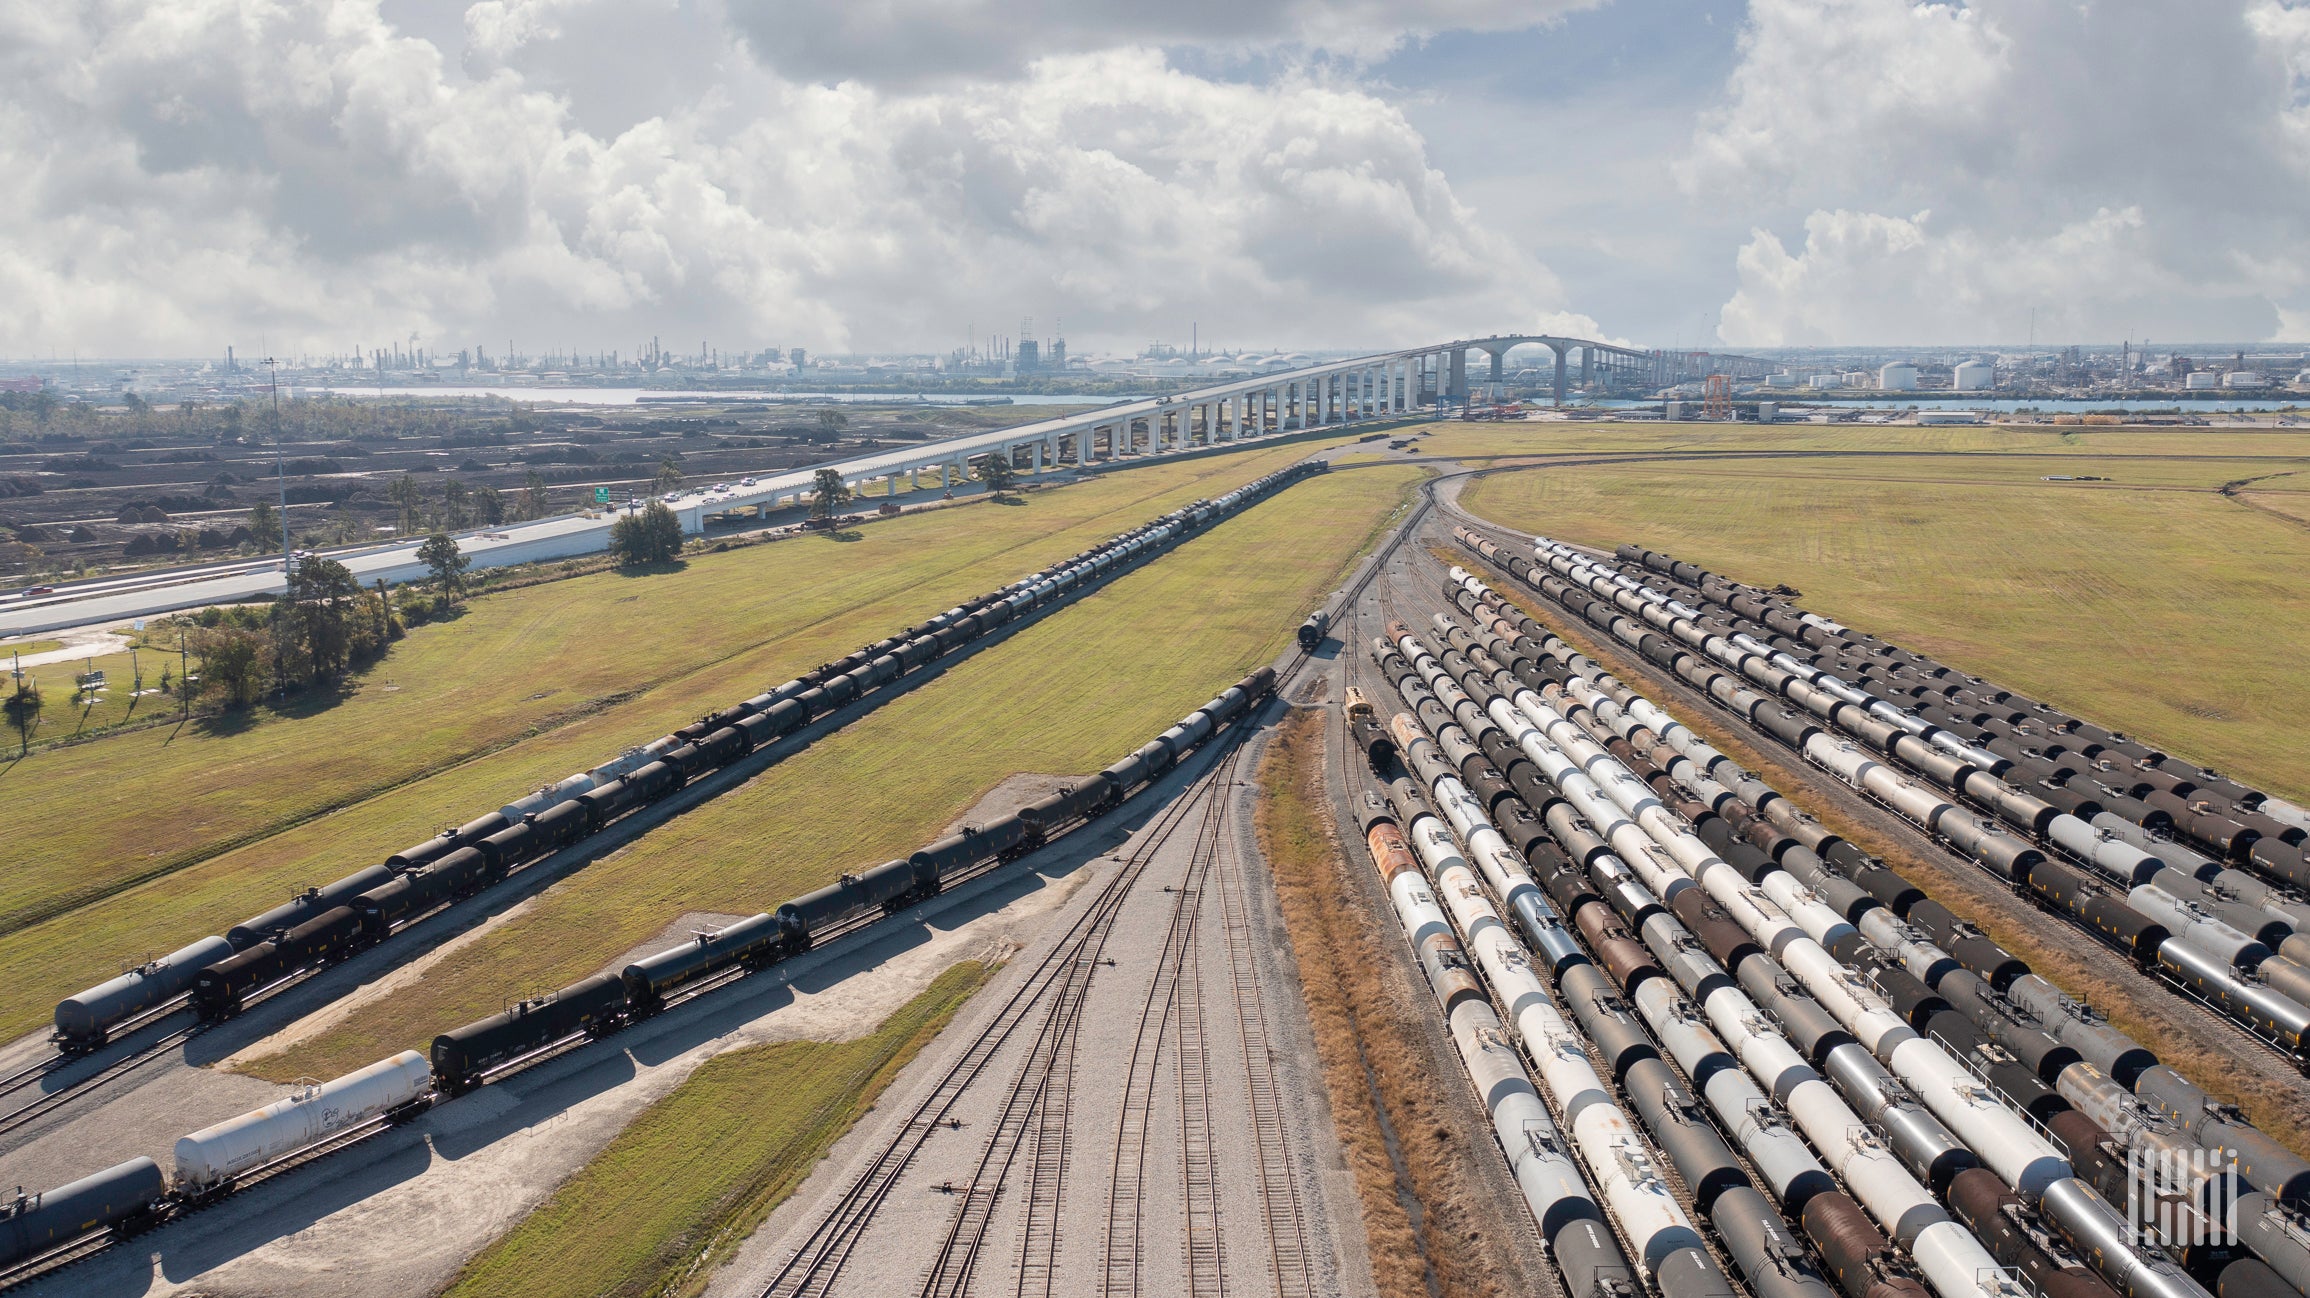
[815,408,848,443]
[810,468,851,520]
[474,485,505,526]
[609,501,684,567]
[973,451,1017,498]
[520,471,550,521]
[3,678,40,755]
[273,556,363,683]
[248,500,279,552]
[417,532,469,597]
[442,478,471,530]
[653,457,684,495]
[387,473,424,535]
[192,627,268,709]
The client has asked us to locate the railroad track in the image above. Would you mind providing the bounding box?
[759,725,1262,1298]
[1112,746,1241,1298]
[1211,780,1316,1298]
[0,1023,198,1143]
[762,467,1411,1298]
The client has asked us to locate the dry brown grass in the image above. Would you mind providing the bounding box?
[1257,705,1545,1298]
[1462,556,2310,1163]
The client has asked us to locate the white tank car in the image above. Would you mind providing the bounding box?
[174,1050,430,1190]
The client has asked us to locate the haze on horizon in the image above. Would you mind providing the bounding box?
[4,0,2308,360]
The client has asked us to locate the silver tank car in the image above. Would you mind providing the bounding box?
[174,1050,431,1192]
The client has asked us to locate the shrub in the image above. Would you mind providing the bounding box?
[609,501,684,568]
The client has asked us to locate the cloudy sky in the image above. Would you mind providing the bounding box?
[4,0,2308,358]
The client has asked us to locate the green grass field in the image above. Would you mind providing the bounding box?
[249,461,1423,1082]
[1453,423,2310,800]
[0,646,172,747]
[443,960,989,1298]
[0,440,1384,1043]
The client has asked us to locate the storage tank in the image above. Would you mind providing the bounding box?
[2185,372,2221,390]
[2223,371,2269,388]
[1952,361,1993,391]
[1809,373,1839,389]
[1878,363,1919,391]
[174,1050,431,1190]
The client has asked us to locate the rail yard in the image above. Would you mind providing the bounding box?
[0,421,2305,1298]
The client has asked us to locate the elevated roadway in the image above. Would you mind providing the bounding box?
[0,334,1767,637]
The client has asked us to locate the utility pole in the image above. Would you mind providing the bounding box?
[263,358,289,570]
[179,628,189,719]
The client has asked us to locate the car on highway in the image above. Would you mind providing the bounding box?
[15,585,55,598]
[662,492,683,503]
[739,477,757,487]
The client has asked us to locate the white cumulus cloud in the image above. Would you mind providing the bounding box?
[1692,0,2310,345]
[0,0,1590,358]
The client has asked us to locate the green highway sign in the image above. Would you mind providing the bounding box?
[594,487,612,504]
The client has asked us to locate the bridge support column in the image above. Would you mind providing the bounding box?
[1554,346,1568,407]
[1448,348,1467,405]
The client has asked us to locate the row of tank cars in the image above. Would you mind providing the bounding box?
[1440,540,2310,1298]
[1359,586,2231,1298]
[0,667,1278,1276]
[61,460,1321,1050]
[0,465,1324,1279]
[1483,529,2310,1057]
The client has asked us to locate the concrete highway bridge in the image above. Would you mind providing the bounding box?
[0,335,1768,636]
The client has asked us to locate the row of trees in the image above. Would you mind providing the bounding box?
[383,472,553,534]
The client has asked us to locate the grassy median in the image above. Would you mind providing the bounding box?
[240,462,1426,1082]
[0,440,1387,1042]
[443,960,990,1298]
[1453,423,2310,800]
